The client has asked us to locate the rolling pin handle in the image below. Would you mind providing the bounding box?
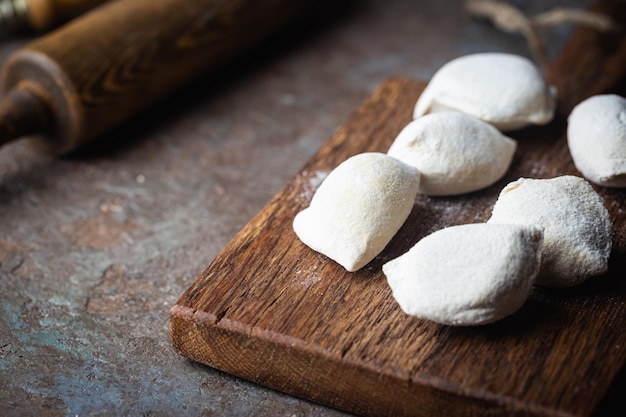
[0,81,53,147]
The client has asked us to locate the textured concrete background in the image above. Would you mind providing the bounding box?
[1,0,617,416]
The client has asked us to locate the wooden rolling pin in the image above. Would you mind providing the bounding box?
[0,0,320,153]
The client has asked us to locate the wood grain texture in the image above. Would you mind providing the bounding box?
[171,2,626,416]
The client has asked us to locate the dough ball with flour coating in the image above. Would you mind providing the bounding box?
[382,223,544,326]
[293,152,420,272]
[488,176,612,287]
[414,53,556,131]
[387,112,517,196]
[567,94,626,187]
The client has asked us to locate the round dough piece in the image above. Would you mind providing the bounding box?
[487,176,612,287]
[387,112,517,196]
[567,94,626,187]
[382,223,544,326]
[414,53,556,131]
[293,152,420,272]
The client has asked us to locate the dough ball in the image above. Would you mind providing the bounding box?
[293,152,420,272]
[414,53,556,131]
[387,112,517,196]
[567,94,626,187]
[382,223,544,326]
[487,176,612,287]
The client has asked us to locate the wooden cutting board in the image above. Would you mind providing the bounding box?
[170,2,626,416]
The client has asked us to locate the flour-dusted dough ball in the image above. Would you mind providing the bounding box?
[414,53,556,131]
[488,176,612,287]
[293,152,420,272]
[387,112,517,196]
[382,223,544,326]
[567,94,626,187]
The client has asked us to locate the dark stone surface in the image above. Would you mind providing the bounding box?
[2,1,610,416]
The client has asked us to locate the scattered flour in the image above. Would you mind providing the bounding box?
[295,169,329,204]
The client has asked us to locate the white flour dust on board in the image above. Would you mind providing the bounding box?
[294,169,329,204]
[292,265,323,293]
